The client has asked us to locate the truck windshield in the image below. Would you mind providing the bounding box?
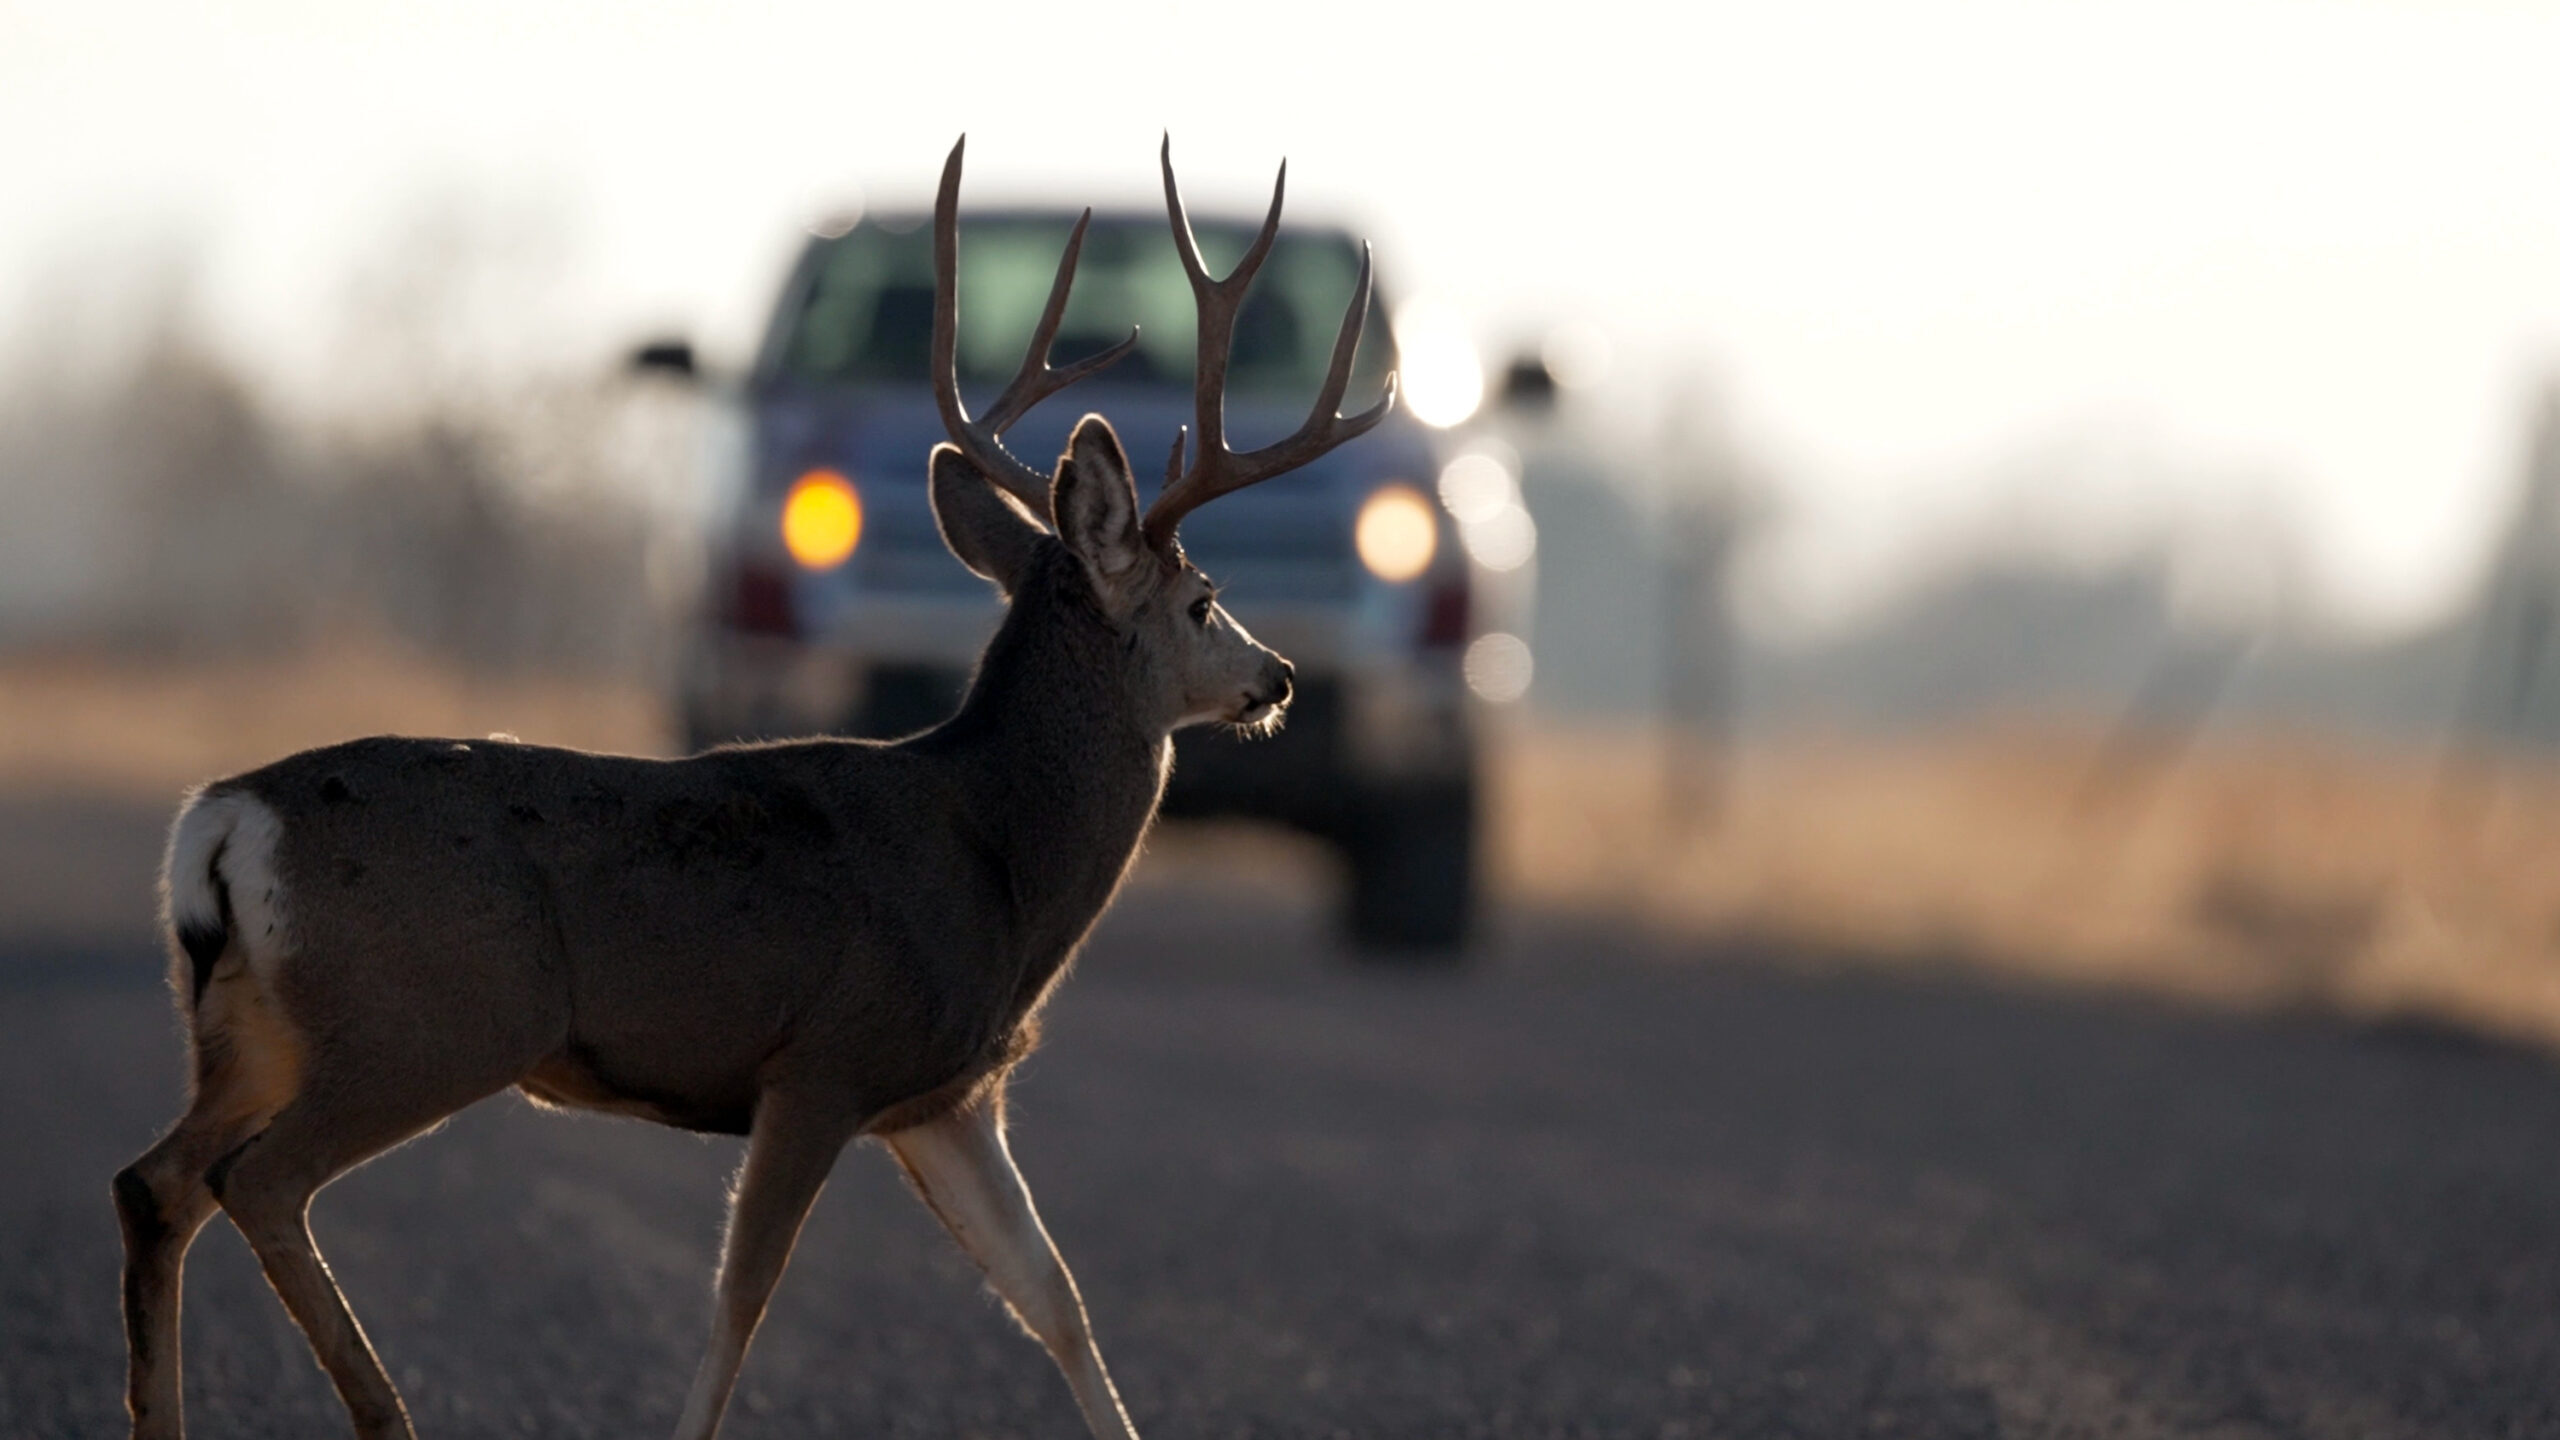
[770,213,1396,399]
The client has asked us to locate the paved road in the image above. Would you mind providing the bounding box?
[5,869,2559,1438]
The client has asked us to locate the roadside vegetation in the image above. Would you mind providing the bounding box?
[1499,721,2560,1050]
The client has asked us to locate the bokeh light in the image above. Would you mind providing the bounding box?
[782,469,861,570]
[1463,631,1533,703]
[1459,506,1537,573]
[1437,453,1518,525]
[1355,483,1438,583]
[1439,450,1536,572]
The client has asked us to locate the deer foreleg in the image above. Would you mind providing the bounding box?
[885,1096,1140,1440]
[671,1092,859,1440]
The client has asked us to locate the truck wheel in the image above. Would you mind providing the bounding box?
[1343,783,1477,957]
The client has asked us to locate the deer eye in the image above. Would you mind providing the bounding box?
[1187,596,1214,627]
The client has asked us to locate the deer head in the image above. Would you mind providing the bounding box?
[927,136,1397,735]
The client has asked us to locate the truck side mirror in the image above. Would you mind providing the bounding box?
[629,338,699,381]
[1497,353,1558,415]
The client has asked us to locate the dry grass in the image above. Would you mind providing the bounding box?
[11,643,2560,1050]
[1492,720,2560,1050]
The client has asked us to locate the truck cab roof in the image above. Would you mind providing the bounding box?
[756,207,1399,404]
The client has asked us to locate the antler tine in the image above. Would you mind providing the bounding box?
[982,208,1142,434]
[931,135,1135,516]
[1161,134,1285,465]
[1309,243,1390,433]
[1140,144,1398,551]
[931,138,1047,511]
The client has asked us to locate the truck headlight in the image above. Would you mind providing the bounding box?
[1355,483,1437,583]
[782,469,862,570]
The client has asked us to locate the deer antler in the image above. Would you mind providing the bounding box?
[932,135,1139,518]
[1140,135,1398,552]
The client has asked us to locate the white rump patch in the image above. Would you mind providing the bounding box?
[162,790,292,970]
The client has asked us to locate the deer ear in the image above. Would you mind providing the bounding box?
[1052,415,1147,602]
[931,445,1045,594]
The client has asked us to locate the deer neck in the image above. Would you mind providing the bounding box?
[932,574,1168,943]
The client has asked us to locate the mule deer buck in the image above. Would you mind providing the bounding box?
[113,135,1393,1440]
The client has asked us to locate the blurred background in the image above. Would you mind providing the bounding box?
[23,5,2560,1435]
[11,0,2560,1033]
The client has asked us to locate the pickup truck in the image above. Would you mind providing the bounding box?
[654,199,1489,951]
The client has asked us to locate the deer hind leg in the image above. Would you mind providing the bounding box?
[671,1090,861,1440]
[884,1096,1141,1440]
[115,1084,281,1438]
[206,1063,519,1440]
[116,1120,238,1440]
[117,940,311,1440]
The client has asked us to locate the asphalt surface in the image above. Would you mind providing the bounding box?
[5,871,2560,1439]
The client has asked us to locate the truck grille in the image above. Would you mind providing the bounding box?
[839,474,1359,601]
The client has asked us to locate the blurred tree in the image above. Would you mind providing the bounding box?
[0,215,676,681]
[1653,379,1758,835]
[2455,389,2560,751]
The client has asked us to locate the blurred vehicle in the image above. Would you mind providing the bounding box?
[640,202,1485,950]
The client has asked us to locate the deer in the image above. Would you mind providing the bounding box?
[111,134,1394,1440]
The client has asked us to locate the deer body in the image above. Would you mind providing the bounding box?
[186,547,1169,1144]
[114,135,1388,1440]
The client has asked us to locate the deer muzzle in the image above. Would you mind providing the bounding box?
[1237,656,1296,727]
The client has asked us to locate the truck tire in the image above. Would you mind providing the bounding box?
[1343,782,1477,956]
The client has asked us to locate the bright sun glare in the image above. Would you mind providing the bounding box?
[1392,300,1483,430]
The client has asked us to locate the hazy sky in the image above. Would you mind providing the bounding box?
[8,0,2560,635]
